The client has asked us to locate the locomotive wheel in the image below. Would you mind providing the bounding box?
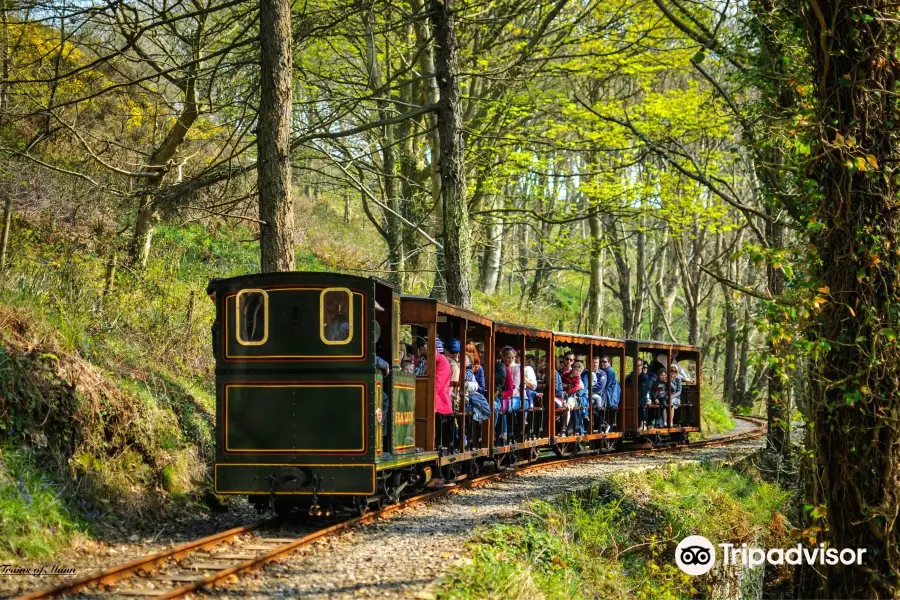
[353,496,369,517]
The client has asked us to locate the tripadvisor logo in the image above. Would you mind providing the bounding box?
[675,535,716,575]
[674,535,868,576]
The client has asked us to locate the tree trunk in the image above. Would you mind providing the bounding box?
[129,197,157,269]
[632,213,647,337]
[257,0,295,273]
[430,0,471,307]
[608,215,634,337]
[479,195,502,294]
[588,210,602,334]
[803,3,900,595]
[0,193,12,269]
[365,5,404,286]
[127,74,200,268]
[765,209,789,457]
[722,281,737,408]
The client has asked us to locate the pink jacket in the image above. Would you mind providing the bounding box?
[434,353,454,415]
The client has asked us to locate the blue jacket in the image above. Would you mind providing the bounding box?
[555,370,563,398]
[473,365,487,396]
[583,369,607,395]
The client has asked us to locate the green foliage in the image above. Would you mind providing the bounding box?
[0,446,84,558]
[699,391,736,438]
[438,463,790,600]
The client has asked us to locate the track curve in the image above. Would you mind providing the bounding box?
[15,416,765,599]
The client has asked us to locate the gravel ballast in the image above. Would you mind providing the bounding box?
[2,420,761,599]
[210,423,763,599]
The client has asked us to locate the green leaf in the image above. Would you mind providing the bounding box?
[882,328,897,342]
[691,50,706,64]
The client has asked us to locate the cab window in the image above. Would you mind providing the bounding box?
[321,288,353,345]
[236,290,268,345]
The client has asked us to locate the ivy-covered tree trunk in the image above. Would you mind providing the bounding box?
[257,0,295,273]
[803,1,900,596]
[430,0,472,308]
[765,208,790,457]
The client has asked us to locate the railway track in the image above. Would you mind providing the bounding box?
[16,417,766,600]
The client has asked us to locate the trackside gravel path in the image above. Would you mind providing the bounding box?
[209,421,763,599]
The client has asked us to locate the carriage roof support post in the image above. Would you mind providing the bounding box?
[668,347,673,429]
[426,322,436,452]
[624,340,640,434]
[458,320,468,454]
[519,334,526,441]
[486,329,494,449]
[695,351,702,428]
[588,345,594,434]
[620,346,627,431]
[549,339,557,440]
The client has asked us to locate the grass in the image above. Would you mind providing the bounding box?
[699,391,735,438]
[0,446,84,558]
[437,463,790,600]
[0,197,389,555]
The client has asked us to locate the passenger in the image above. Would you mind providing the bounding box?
[588,356,608,431]
[496,348,516,443]
[466,341,487,395]
[574,361,589,435]
[524,354,538,409]
[669,365,682,427]
[645,357,660,425]
[414,336,428,376]
[494,350,509,442]
[465,354,491,422]
[434,338,453,416]
[552,355,566,432]
[647,353,666,386]
[562,359,585,435]
[598,355,619,415]
[504,348,522,411]
[400,358,415,374]
[655,367,669,427]
[673,360,694,385]
[446,338,463,413]
[323,294,353,341]
[636,360,651,430]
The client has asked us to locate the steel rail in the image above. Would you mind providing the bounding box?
[15,416,766,599]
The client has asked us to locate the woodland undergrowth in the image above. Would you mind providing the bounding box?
[437,462,791,600]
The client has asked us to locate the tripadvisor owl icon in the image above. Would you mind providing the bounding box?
[675,535,716,575]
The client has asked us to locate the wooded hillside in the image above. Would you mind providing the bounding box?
[0,0,897,597]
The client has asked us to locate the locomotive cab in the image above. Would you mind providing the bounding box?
[208,272,401,512]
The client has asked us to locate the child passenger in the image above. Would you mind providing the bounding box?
[655,368,669,428]
[562,361,586,435]
[465,354,491,422]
